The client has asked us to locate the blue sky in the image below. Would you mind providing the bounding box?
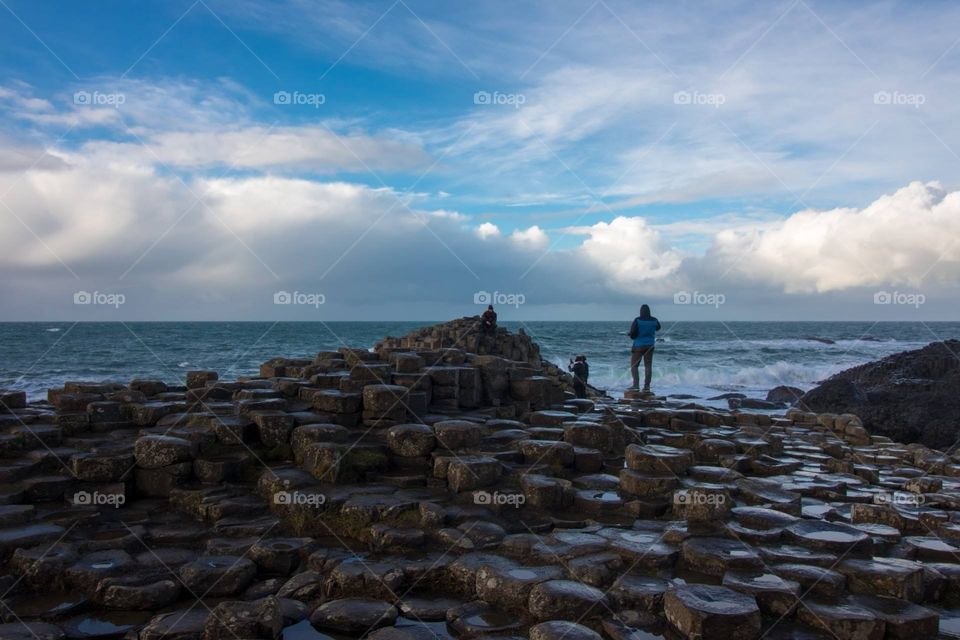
[1,0,959,320]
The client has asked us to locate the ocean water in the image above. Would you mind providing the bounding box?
[1,321,957,405]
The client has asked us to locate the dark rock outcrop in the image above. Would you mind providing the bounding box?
[765,385,804,404]
[799,340,960,449]
[376,316,603,398]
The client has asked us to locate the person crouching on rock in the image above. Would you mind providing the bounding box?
[568,354,589,398]
[629,304,661,392]
[481,305,497,335]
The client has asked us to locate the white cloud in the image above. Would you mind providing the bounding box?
[0,85,55,113]
[393,1,960,211]
[510,225,549,247]
[574,217,684,291]
[0,142,69,173]
[2,53,960,320]
[0,151,194,269]
[1,83,121,128]
[89,126,429,172]
[475,222,500,239]
[562,182,960,298]
[197,177,395,233]
[707,181,960,292]
[1,140,959,319]
[425,209,468,222]
[1,82,430,173]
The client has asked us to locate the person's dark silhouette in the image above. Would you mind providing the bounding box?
[568,354,589,398]
[629,304,660,391]
[481,305,497,335]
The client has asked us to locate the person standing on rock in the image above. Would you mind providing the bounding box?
[568,354,589,398]
[629,304,661,392]
[481,304,497,335]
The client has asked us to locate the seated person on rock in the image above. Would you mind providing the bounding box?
[480,305,497,335]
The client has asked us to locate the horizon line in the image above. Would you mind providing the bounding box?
[2,319,960,324]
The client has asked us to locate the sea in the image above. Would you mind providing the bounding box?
[2,321,957,408]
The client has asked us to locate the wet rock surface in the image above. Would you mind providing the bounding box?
[664,584,761,639]
[0,318,957,639]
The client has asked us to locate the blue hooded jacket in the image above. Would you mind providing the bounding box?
[630,316,660,348]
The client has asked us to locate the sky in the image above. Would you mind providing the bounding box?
[0,0,959,321]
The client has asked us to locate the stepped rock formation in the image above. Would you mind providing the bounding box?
[0,320,958,639]
[375,316,601,400]
[376,316,544,366]
[799,339,960,449]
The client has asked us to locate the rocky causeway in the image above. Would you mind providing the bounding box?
[0,317,959,640]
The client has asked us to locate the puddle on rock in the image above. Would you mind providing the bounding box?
[281,619,338,640]
[508,569,539,580]
[66,611,153,639]
[11,593,85,618]
[395,618,455,639]
[939,612,960,638]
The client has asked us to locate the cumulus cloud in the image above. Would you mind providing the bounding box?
[510,225,549,247]
[475,222,500,239]
[573,217,684,291]
[0,142,69,172]
[0,150,195,271]
[706,181,960,292]
[1,145,958,319]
